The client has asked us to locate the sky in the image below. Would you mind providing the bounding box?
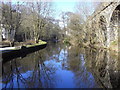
[2,0,77,19]
[1,0,96,27]
[51,1,96,27]
[52,0,99,28]
[52,0,96,20]
[53,1,77,19]
[51,1,78,27]
[54,1,76,12]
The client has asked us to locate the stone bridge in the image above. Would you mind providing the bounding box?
[85,1,120,50]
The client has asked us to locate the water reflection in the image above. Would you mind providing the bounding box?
[84,48,120,88]
[1,42,120,88]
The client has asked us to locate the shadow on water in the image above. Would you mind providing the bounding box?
[1,42,120,88]
[2,44,47,63]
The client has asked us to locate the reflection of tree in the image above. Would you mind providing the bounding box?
[67,46,119,88]
[67,47,98,88]
[84,48,120,88]
[2,47,58,88]
[2,42,67,88]
[67,47,81,72]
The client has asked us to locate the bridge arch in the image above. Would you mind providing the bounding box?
[99,15,108,46]
[85,2,120,48]
[108,3,120,23]
[109,4,120,42]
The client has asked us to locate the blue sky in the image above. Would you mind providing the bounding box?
[5,0,77,19]
[52,1,95,20]
[51,0,96,27]
[54,1,76,12]
[4,0,95,20]
[53,1,77,19]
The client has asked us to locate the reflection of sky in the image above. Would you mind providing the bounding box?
[2,71,33,88]
[59,49,68,60]
[75,54,98,88]
[44,49,98,88]
[1,47,99,88]
[0,77,2,89]
[44,56,76,88]
[44,49,76,88]
[55,70,75,88]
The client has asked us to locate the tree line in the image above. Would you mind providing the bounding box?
[60,2,101,46]
[0,1,62,46]
[0,1,101,47]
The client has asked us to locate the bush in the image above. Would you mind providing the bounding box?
[63,38,71,45]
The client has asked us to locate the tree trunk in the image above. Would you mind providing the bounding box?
[9,41,14,47]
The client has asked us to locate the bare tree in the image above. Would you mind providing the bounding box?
[75,1,101,21]
[1,1,23,46]
[28,1,54,43]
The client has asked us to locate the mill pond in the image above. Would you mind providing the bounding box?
[1,42,119,88]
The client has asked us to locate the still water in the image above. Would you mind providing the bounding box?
[1,42,120,88]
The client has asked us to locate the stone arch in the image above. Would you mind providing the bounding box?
[109,4,120,43]
[99,15,107,47]
[108,3,120,23]
[99,15,107,30]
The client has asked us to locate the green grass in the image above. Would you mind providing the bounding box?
[63,38,71,45]
[25,40,47,48]
[110,40,118,46]
[1,40,47,51]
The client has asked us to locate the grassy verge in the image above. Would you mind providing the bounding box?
[25,40,47,48]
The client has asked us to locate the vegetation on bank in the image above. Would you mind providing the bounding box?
[60,3,100,47]
[25,40,47,48]
[0,1,62,47]
[61,3,119,52]
[0,40,47,52]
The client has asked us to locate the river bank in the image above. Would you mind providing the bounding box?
[63,39,119,54]
[1,40,47,62]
